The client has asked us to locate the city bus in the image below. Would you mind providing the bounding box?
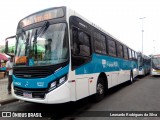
[137,52,151,76]
[150,54,160,76]
[5,6,138,104]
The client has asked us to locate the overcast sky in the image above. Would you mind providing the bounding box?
[0,0,160,55]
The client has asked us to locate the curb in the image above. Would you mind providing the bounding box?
[0,98,18,106]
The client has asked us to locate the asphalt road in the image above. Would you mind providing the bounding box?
[0,75,160,120]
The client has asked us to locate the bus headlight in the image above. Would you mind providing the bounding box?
[50,81,56,88]
[59,76,66,84]
[48,76,67,92]
[152,69,156,72]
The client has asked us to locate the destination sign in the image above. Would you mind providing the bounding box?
[20,8,64,27]
[153,54,160,58]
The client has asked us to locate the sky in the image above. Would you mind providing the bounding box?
[0,0,160,55]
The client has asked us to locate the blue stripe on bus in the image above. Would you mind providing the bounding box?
[75,53,138,75]
[13,64,69,88]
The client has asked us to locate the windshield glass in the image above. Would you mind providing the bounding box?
[138,56,143,66]
[152,57,160,69]
[15,23,68,66]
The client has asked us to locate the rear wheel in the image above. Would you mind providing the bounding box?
[94,78,105,102]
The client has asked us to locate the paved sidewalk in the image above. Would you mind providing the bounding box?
[0,77,17,105]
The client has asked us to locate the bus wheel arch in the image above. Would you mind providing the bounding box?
[94,72,108,102]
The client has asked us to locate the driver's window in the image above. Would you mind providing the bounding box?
[71,26,91,69]
[72,27,91,57]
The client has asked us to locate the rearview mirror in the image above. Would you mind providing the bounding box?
[5,35,16,56]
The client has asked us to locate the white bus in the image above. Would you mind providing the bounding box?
[150,54,160,76]
[137,52,151,76]
[5,6,138,104]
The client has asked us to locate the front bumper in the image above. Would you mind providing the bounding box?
[12,82,71,104]
[151,71,160,76]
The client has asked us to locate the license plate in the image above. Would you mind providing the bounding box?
[23,92,32,98]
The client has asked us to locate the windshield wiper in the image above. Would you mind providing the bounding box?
[25,32,30,56]
[37,21,49,37]
[33,30,38,59]
[33,21,49,59]
[17,31,27,56]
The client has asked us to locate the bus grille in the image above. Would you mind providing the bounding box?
[14,86,47,99]
[13,67,52,78]
[13,61,68,79]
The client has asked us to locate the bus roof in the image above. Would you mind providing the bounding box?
[66,7,136,52]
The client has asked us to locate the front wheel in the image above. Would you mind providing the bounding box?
[129,72,133,84]
[94,78,105,102]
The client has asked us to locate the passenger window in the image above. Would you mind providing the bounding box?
[117,42,123,58]
[78,31,91,56]
[94,31,106,54]
[108,37,116,57]
[71,26,91,69]
[132,51,135,59]
[72,27,91,57]
[123,46,129,59]
[128,48,132,59]
[135,52,137,59]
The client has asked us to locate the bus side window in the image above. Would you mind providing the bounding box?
[78,31,91,56]
[123,46,129,59]
[72,27,91,57]
[135,52,138,60]
[128,48,132,59]
[72,27,79,55]
[108,37,116,57]
[132,50,135,60]
[71,26,91,69]
[117,42,123,58]
[94,31,106,54]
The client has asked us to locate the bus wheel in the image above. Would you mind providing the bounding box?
[94,78,105,102]
[130,72,133,84]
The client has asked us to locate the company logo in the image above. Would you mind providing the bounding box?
[25,81,29,87]
[2,112,11,117]
[1,112,43,118]
[24,75,32,78]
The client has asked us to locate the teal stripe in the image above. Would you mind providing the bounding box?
[75,53,138,75]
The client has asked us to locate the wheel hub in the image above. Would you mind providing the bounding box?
[97,83,104,95]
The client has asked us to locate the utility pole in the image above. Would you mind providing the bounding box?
[139,17,146,54]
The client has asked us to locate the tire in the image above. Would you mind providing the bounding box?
[129,72,133,84]
[94,78,105,102]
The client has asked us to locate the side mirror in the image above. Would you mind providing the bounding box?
[5,40,8,53]
[5,35,16,56]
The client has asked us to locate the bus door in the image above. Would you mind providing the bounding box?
[70,16,92,100]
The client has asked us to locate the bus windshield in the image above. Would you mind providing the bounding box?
[15,23,68,66]
[152,57,160,69]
